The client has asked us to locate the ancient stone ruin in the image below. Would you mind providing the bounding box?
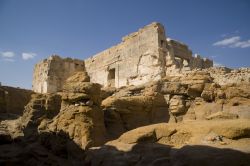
[33,56,85,93]
[33,22,213,93]
[1,22,250,165]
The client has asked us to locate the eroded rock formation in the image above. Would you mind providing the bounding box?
[39,71,106,149]
[85,120,250,166]
[0,86,33,114]
[1,22,250,166]
[1,68,250,165]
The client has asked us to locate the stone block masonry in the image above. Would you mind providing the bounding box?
[33,55,85,93]
[85,22,167,88]
[84,22,213,88]
[33,22,213,93]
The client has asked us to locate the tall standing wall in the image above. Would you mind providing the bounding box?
[32,22,213,93]
[32,55,85,93]
[85,22,167,88]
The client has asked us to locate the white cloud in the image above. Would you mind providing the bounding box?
[231,40,250,48]
[213,36,250,48]
[213,36,240,46]
[22,52,37,60]
[1,51,15,58]
[0,51,15,62]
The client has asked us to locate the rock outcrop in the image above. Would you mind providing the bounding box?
[0,72,106,164]
[206,67,250,85]
[0,86,33,114]
[39,71,106,149]
[1,68,250,165]
[101,69,250,140]
[85,120,250,166]
[101,81,176,139]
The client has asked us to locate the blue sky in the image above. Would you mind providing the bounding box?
[0,0,250,89]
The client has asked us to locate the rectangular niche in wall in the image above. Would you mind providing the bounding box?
[108,68,115,87]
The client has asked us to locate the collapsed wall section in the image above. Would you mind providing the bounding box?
[167,39,192,60]
[190,54,213,69]
[32,55,85,93]
[166,39,213,71]
[205,67,250,85]
[85,22,167,88]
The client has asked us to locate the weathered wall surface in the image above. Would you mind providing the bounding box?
[206,67,250,85]
[167,39,192,60]
[32,22,213,93]
[166,39,213,71]
[0,86,33,114]
[85,22,167,88]
[33,55,85,93]
[190,54,213,69]
[85,22,213,88]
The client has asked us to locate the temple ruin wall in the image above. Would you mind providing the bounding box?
[33,22,213,93]
[85,22,167,88]
[33,56,85,93]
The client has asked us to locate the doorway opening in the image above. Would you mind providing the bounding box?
[108,68,115,87]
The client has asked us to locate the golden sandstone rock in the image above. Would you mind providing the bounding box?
[0,23,250,165]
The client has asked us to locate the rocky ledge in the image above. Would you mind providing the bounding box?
[0,68,250,166]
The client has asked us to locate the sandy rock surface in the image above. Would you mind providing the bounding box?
[0,70,250,165]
